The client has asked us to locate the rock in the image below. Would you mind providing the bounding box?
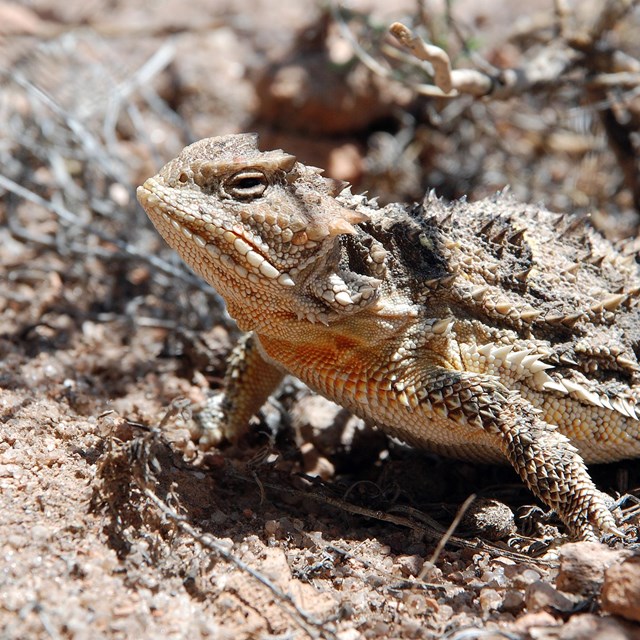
[601,555,640,623]
[508,567,542,589]
[478,588,502,616]
[0,2,45,35]
[460,497,516,540]
[556,613,640,640]
[514,611,640,639]
[524,581,577,613]
[512,611,559,635]
[299,442,335,479]
[501,589,525,613]
[556,542,630,595]
[396,554,424,578]
[292,395,343,434]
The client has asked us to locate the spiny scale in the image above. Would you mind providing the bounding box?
[137,133,640,541]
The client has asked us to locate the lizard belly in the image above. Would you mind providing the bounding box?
[516,382,640,464]
[458,336,640,464]
[258,332,506,463]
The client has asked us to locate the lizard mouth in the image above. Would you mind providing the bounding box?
[137,182,296,288]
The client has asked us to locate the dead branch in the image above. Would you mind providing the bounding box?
[388,1,640,210]
[223,465,558,567]
[97,423,335,640]
[142,487,333,640]
[0,172,214,291]
[389,22,580,99]
[390,0,640,101]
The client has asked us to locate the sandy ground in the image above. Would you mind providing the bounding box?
[1,0,640,638]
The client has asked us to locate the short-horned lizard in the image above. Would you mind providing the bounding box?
[138,133,640,540]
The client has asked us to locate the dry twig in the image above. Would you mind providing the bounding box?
[142,488,333,639]
[389,21,579,99]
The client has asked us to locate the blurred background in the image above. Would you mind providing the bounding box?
[2,0,639,336]
[1,2,640,637]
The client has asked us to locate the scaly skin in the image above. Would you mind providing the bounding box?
[137,133,640,540]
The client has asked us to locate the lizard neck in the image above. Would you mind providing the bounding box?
[255,313,413,378]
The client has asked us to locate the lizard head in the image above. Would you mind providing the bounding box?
[137,133,379,329]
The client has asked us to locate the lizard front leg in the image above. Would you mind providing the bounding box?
[413,368,619,540]
[196,332,285,447]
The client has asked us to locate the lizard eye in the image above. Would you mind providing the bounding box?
[224,170,269,200]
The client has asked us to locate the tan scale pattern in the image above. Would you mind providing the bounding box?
[138,133,640,541]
